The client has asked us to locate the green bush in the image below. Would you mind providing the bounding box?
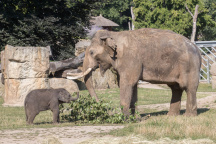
[60,94,140,124]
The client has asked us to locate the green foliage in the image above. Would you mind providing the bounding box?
[0,0,96,60]
[199,0,216,40]
[91,0,133,30]
[134,0,215,39]
[60,94,139,124]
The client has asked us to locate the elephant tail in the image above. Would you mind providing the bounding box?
[70,92,79,101]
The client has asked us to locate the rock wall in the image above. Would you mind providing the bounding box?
[75,39,91,56]
[2,45,50,106]
[92,68,119,89]
[74,68,119,90]
[49,78,79,94]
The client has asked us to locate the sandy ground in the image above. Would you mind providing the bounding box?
[1,83,216,144]
[0,126,124,144]
[138,81,165,89]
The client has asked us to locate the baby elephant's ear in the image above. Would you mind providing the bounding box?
[58,90,67,102]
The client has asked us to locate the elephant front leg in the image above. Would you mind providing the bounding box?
[120,80,136,117]
[167,84,183,116]
[52,109,60,124]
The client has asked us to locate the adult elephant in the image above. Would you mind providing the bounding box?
[67,28,201,116]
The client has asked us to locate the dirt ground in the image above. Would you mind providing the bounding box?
[1,83,216,144]
[0,126,124,144]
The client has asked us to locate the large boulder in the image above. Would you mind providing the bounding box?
[210,62,216,76]
[92,68,119,89]
[211,63,216,89]
[212,76,216,89]
[49,78,79,94]
[211,76,216,89]
[75,39,91,56]
[72,68,119,90]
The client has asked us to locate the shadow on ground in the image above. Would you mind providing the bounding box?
[140,108,210,118]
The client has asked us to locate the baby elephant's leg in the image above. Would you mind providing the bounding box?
[27,112,38,124]
[52,108,60,124]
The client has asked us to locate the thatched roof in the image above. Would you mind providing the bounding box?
[90,14,119,27]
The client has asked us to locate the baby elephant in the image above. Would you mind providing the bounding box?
[24,88,79,124]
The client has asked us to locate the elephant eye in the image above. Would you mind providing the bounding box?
[90,50,94,56]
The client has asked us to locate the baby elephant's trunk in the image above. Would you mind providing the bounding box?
[70,92,79,101]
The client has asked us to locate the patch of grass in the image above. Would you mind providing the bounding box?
[0,97,77,130]
[0,82,215,132]
[90,86,209,108]
[197,83,216,92]
[111,109,216,142]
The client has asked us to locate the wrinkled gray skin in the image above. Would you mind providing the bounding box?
[81,28,201,117]
[24,88,79,124]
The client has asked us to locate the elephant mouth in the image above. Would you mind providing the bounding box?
[67,68,92,80]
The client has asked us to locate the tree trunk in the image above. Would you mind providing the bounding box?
[128,22,131,30]
[130,7,135,30]
[191,5,199,43]
[185,4,199,43]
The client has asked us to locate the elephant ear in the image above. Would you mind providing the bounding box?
[100,37,117,59]
[58,89,67,102]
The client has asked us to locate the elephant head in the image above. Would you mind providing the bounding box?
[57,88,79,103]
[67,30,117,102]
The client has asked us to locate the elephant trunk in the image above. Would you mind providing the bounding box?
[70,92,79,101]
[82,51,100,102]
[66,48,99,102]
[84,71,99,102]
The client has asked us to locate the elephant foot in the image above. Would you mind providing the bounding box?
[26,122,33,125]
[167,111,180,116]
[183,111,197,117]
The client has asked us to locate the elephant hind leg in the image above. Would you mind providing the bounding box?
[167,84,183,116]
[27,112,38,125]
[130,84,138,115]
[184,83,198,116]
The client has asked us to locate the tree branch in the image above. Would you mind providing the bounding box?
[185,4,194,18]
[198,10,204,14]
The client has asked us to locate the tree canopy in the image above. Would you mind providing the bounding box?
[91,0,133,30]
[133,0,216,39]
[0,0,96,60]
[198,0,216,40]
[0,0,215,60]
